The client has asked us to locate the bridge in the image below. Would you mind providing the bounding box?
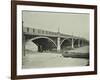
[22,27,89,56]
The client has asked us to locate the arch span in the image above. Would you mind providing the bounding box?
[60,38,73,50]
[60,38,72,46]
[25,36,57,52]
[29,36,57,47]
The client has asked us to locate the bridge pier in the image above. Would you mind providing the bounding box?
[71,38,74,49]
[81,40,84,47]
[57,37,61,52]
[78,39,80,47]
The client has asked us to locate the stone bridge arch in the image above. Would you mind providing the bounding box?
[60,38,74,50]
[26,36,57,52]
[60,38,88,50]
[60,38,72,46]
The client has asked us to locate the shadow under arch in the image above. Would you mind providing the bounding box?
[27,36,57,52]
[60,38,72,46]
[60,38,73,50]
[73,39,80,48]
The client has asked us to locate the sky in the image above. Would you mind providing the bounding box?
[23,11,89,40]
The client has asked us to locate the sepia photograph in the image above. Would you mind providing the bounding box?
[22,11,90,69]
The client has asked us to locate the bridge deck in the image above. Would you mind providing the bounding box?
[23,27,88,40]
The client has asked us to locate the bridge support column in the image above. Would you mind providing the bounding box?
[71,38,74,49]
[57,37,61,52]
[81,40,83,47]
[78,39,80,47]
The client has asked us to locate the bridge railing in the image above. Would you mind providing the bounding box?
[60,33,73,38]
[23,27,58,36]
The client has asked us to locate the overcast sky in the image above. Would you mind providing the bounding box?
[23,11,89,40]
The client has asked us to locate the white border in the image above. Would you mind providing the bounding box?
[17,5,94,75]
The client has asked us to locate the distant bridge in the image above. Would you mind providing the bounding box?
[23,27,89,55]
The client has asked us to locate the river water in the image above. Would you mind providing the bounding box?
[22,52,89,69]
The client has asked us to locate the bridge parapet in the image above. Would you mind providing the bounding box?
[23,27,59,37]
[23,27,74,38]
[23,27,89,42]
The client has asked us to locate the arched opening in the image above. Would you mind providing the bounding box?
[61,38,72,50]
[77,39,83,47]
[31,37,57,52]
[74,39,79,48]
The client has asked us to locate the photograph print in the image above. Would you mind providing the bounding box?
[12,1,97,79]
[22,11,90,69]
